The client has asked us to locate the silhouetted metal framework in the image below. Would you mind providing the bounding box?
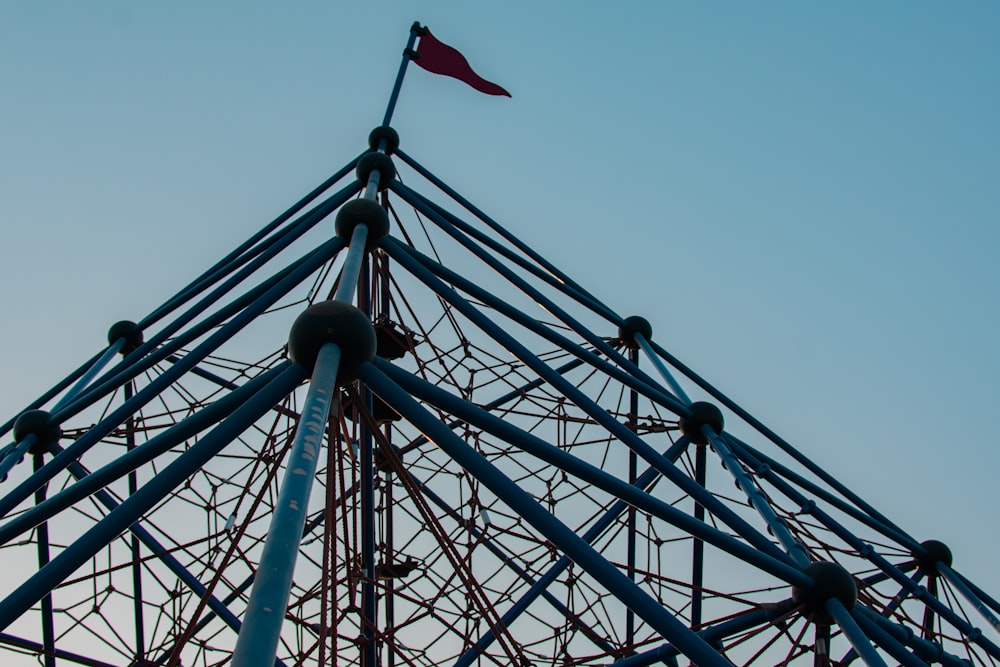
[0,23,998,667]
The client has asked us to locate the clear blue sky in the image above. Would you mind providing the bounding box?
[1,1,998,594]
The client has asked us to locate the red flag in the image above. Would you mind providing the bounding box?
[412,28,511,97]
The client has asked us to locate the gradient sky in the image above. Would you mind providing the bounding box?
[2,0,998,599]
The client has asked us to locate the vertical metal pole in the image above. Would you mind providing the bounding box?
[359,253,378,667]
[33,452,56,667]
[691,442,706,630]
[814,623,831,667]
[231,343,342,667]
[921,575,937,640]
[381,23,422,127]
[124,380,146,664]
[379,242,397,667]
[625,347,638,649]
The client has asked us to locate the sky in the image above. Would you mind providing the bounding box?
[1,0,998,608]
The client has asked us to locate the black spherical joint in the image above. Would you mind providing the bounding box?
[679,402,724,445]
[335,199,390,250]
[916,539,953,572]
[356,151,396,191]
[368,126,400,155]
[792,561,858,624]
[618,316,653,349]
[108,320,144,355]
[288,301,377,384]
[13,410,61,455]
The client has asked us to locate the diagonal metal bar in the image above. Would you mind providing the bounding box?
[0,349,104,442]
[358,361,735,667]
[826,598,888,667]
[634,331,690,405]
[393,181,669,395]
[62,183,359,420]
[384,237,687,416]
[850,608,930,667]
[380,237,789,562]
[729,438,1000,659]
[937,563,1000,635]
[393,149,616,320]
[450,436,692,667]
[141,155,363,330]
[853,606,971,667]
[703,427,811,567]
[0,363,306,632]
[0,238,343,521]
[645,337,917,549]
[0,363,289,546]
[232,346,341,667]
[376,357,807,584]
[611,602,796,667]
[389,180,619,323]
[724,435,917,549]
[0,632,119,667]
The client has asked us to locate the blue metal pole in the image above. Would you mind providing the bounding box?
[0,363,306,631]
[382,23,422,126]
[0,633,119,667]
[850,609,930,667]
[826,598,888,667]
[56,230,346,425]
[389,181,620,323]
[726,435,918,549]
[853,606,970,667]
[123,380,146,666]
[0,239,344,521]
[60,456,260,655]
[108,181,360,397]
[0,364,286,545]
[392,182,663,395]
[231,344,341,667]
[52,338,126,411]
[32,453,55,667]
[358,362,736,667]
[691,440,706,630]
[611,604,794,667]
[408,461,623,662]
[625,346,638,647]
[634,332,691,405]
[948,568,1000,617]
[333,225,370,303]
[374,358,809,586]
[381,236,687,416]
[0,350,102,441]
[703,427,812,568]
[358,256,377,667]
[0,435,36,483]
[378,239,789,563]
[141,155,363,329]
[938,563,1000,635]
[393,149,613,315]
[647,337,917,548]
[730,438,1000,658]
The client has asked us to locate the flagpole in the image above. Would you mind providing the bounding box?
[381,22,424,127]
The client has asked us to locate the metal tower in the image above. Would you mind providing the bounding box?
[0,23,997,667]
